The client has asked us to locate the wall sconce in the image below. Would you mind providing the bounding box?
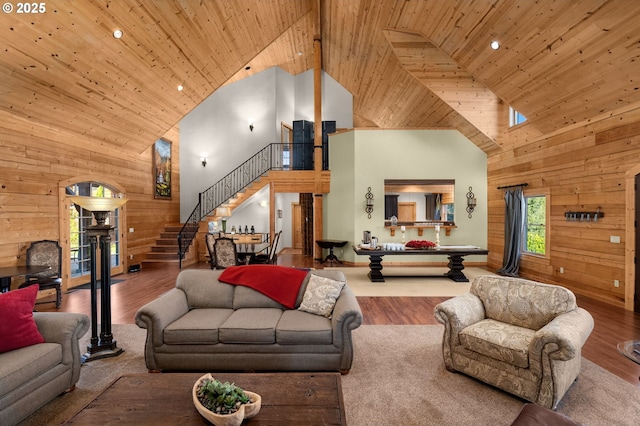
[277,209,283,218]
[365,187,374,219]
[466,186,477,218]
[201,157,207,167]
[248,119,254,132]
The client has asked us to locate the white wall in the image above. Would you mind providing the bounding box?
[325,129,488,264]
[180,68,353,221]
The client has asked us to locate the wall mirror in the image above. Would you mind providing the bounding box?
[384,179,455,225]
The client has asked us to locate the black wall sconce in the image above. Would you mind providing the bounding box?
[365,187,374,219]
[201,156,207,167]
[466,186,477,218]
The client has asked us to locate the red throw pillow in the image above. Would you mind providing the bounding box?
[0,285,45,353]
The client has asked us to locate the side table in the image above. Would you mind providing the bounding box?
[315,240,348,265]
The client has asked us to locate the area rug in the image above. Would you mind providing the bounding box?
[19,324,640,425]
[328,266,496,297]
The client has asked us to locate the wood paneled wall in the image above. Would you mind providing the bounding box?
[488,107,640,310]
[0,109,180,289]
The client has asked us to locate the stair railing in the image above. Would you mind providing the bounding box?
[177,143,311,267]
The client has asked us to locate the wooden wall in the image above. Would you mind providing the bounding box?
[488,107,640,310]
[0,109,180,289]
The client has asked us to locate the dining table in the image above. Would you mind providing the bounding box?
[236,242,270,264]
[0,265,51,293]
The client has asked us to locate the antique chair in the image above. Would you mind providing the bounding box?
[250,230,281,265]
[434,275,594,409]
[205,233,216,269]
[213,237,240,269]
[19,240,63,308]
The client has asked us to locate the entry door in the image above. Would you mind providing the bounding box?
[292,203,302,249]
[635,174,640,312]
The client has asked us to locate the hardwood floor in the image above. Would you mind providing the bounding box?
[38,254,640,387]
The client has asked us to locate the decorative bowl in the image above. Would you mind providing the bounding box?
[192,373,262,426]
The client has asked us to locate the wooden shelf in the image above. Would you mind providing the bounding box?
[385,225,456,237]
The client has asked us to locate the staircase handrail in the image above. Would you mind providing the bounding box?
[177,143,303,267]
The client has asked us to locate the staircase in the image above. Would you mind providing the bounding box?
[143,223,198,267]
[172,142,331,268]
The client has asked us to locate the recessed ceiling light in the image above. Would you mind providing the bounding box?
[113,29,123,39]
[490,40,500,50]
[177,85,184,91]
[298,51,303,56]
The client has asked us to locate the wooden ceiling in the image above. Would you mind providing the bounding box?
[3,0,640,155]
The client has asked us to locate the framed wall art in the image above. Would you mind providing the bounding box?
[153,138,172,199]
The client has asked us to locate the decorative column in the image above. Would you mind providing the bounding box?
[70,196,128,363]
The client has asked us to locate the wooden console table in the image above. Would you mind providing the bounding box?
[353,245,488,282]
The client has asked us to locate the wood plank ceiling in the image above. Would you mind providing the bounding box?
[3,0,640,156]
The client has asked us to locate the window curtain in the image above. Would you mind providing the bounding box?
[497,187,525,277]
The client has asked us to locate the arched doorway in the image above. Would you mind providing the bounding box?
[58,177,128,291]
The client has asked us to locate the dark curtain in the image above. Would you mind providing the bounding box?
[300,193,314,256]
[497,187,525,277]
[425,194,436,220]
[425,194,442,220]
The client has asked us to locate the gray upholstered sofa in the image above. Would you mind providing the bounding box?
[434,275,594,409]
[135,268,363,373]
[0,312,89,425]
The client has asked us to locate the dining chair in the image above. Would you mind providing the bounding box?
[205,233,217,269]
[250,230,281,265]
[18,240,62,308]
[213,237,240,269]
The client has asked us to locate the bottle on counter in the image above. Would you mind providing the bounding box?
[250,225,255,234]
[245,225,249,234]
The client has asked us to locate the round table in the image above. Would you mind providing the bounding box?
[315,239,348,265]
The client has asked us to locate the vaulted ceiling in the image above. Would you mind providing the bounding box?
[3,0,640,156]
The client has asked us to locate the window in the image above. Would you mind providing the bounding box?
[67,182,123,279]
[509,106,527,127]
[524,194,546,255]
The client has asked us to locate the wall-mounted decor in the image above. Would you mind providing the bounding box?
[153,138,172,199]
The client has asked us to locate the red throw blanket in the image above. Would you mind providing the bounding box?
[218,265,309,309]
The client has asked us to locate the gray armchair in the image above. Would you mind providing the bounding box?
[434,275,594,409]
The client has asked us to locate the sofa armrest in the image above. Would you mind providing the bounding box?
[530,307,594,361]
[434,293,485,337]
[331,285,363,370]
[135,288,189,371]
[33,312,89,386]
[433,293,485,370]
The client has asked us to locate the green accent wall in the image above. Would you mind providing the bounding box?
[325,129,488,264]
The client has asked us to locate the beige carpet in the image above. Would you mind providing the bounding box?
[328,266,497,297]
[20,324,640,425]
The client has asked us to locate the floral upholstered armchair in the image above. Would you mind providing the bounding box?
[434,275,594,409]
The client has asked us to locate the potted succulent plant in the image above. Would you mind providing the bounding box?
[192,373,261,426]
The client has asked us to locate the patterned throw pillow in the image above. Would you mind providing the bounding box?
[298,274,345,318]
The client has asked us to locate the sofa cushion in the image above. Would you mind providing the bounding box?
[470,275,577,330]
[277,310,333,345]
[459,319,535,368]
[298,274,345,318]
[164,309,234,344]
[233,286,285,310]
[176,270,235,309]
[0,342,61,397]
[219,308,283,344]
[0,285,45,353]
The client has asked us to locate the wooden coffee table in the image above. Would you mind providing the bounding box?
[64,372,346,425]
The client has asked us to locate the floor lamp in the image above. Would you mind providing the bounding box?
[70,196,128,363]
